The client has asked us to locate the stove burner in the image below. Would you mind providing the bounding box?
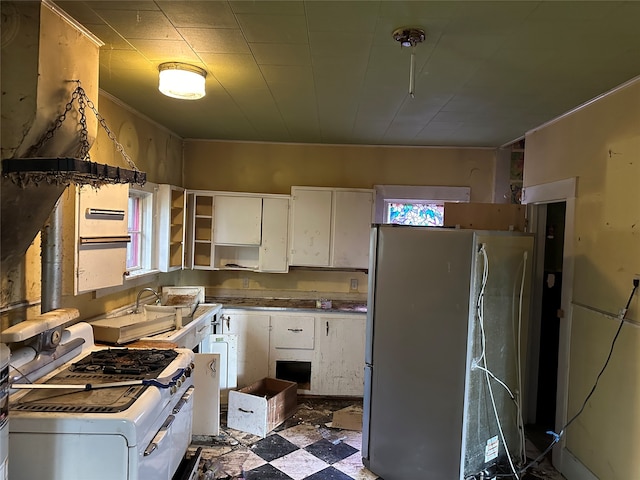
[70,348,179,377]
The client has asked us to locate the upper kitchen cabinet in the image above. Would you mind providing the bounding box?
[185,191,289,273]
[157,184,185,272]
[185,191,215,269]
[213,195,262,245]
[289,187,374,269]
[259,197,289,273]
[62,183,130,295]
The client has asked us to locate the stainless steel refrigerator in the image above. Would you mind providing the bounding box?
[363,225,533,479]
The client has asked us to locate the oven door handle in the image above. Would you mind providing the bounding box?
[144,414,175,456]
[173,385,195,414]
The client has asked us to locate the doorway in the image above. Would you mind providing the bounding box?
[532,202,566,438]
[522,177,576,472]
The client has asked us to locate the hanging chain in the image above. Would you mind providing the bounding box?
[28,80,139,171]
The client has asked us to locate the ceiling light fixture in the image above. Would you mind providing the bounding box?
[158,62,207,100]
[392,27,426,98]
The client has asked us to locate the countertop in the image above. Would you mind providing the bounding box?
[206,296,367,313]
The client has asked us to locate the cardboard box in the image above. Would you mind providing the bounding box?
[332,405,363,431]
[227,378,297,437]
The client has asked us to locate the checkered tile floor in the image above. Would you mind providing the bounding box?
[242,425,375,480]
[192,398,378,480]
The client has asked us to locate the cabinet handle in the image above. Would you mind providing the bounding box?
[288,328,303,333]
[238,407,254,414]
[223,315,230,330]
[326,321,329,336]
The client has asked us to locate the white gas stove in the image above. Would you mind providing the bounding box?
[2,308,198,480]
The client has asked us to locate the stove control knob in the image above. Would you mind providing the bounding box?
[170,385,178,394]
[176,378,183,388]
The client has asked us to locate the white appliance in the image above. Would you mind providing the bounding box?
[1,308,199,480]
[363,226,533,479]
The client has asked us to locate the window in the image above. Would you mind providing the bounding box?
[387,202,444,226]
[127,195,142,269]
[126,183,158,277]
[374,185,470,226]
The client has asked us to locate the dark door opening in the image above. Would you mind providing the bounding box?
[529,202,566,450]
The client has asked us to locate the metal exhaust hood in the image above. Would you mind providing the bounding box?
[1,84,146,274]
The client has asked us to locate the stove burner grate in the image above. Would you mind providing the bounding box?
[69,348,179,378]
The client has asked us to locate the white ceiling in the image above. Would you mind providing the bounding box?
[53,0,640,147]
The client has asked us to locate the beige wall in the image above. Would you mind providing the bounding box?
[524,78,640,479]
[183,140,496,199]
[182,140,497,295]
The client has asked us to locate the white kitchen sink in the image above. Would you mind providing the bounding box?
[90,306,177,345]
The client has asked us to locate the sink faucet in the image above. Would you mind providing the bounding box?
[136,288,161,312]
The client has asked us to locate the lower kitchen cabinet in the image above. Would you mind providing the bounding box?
[222,308,365,396]
[312,314,366,396]
[219,309,270,388]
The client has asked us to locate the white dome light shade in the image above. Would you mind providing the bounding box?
[158,62,207,100]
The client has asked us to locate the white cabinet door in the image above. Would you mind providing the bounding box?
[214,195,262,245]
[192,353,220,436]
[312,314,366,396]
[260,197,289,272]
[75,184,129,293]
[332,190,374,269]
[220,310,270,388]
[157,184,185,272]
[289,188,332,266]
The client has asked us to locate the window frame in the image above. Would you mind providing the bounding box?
[374,185,471,225]
[125,182,159,279]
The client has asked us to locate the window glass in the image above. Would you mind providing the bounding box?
[126,184,157,277]
[374,185,470,224]
[127,195,142,270]
[387,202,444,226]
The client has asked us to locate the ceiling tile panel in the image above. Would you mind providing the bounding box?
[92,9,183,40]
[230,1,305,15]
[128,39,200,62]
[178,28,250,54]
[250,43,311,66]
[308,31,374,58]
[305,1,380,33]
[200,53,267,90]
[89,25,133,50]
[98,49,154,71]
[260,65,314,91]
[158,1,238,29]
[236,13,308,43]
[81,1,159,11]
[53,2,108,24]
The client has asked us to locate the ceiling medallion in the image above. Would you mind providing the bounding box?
[392,27,426,98]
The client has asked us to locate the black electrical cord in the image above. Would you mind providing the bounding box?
[520,279,639,474]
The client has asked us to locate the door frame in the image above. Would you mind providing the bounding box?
[522,177,576,470]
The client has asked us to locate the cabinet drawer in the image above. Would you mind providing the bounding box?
[271,316,315,349]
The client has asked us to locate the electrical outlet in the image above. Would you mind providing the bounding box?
[242,277,249,288]
[350,278,358,291]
